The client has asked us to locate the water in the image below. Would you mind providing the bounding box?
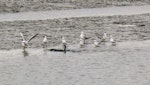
[0,40,150,85]
[0,5,150,22]
[0,5,150,85]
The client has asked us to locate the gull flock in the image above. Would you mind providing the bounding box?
[20,31,116,52]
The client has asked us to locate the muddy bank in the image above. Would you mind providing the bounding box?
[0,0,150,13]
[0,14,150,50]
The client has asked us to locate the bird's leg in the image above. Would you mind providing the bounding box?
[42,43,45,48]
[43,42,48,51]
[23,46,25,51]
[45,43,47,50]
[63,44,67,53]
[83,39,85,44]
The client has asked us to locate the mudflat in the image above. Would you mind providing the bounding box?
[0,13,150,50]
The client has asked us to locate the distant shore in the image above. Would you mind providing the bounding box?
[0,5,150,22]
[0,0,150,13]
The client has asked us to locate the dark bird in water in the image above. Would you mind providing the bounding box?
[20,32,38,51]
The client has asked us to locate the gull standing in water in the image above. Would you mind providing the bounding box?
[62,36,67,53]
[94,40,99,47]
[79,38,84,48]
[102,32,108,42]
[110,35,116,46]
[43,35,48,50]
[20,32,38,51]
[80,31,85,44]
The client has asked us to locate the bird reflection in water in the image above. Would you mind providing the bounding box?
[22,50,29,57]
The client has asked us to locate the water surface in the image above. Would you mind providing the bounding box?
[0,40,150,85]
[0,5,150,22]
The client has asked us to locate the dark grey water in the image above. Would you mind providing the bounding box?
[0,5,150,22]
[0,40,150,85]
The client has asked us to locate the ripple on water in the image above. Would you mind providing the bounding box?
[0,40,150,85]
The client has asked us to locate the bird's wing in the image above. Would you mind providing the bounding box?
[20,32,26,41]
[27,33,38,42]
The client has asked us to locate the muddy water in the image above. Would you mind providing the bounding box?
[0,40,150,85]
[0,5,150,22]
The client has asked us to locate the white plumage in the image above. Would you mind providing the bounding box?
[20,32,28,50]
[80,31,85,44]
[20,32,38,51]
[110,36,115,43]
[62,36,66,44]
[79,39,84,47]
[43,35,48,49]
[43,36,47,43]
[110,35,116,46]
[101,32,108,42]
[62,36,67,53]
[80,31,85,39]
[94,40,99,47]
[102,32,107,39]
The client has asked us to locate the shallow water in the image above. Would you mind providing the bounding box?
[0,5,150,22]
[0,40,150,85]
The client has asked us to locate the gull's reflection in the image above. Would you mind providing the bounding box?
[43,49,48,55]
[22,50,29,57]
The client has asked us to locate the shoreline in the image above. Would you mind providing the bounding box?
[0,0,149,13]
